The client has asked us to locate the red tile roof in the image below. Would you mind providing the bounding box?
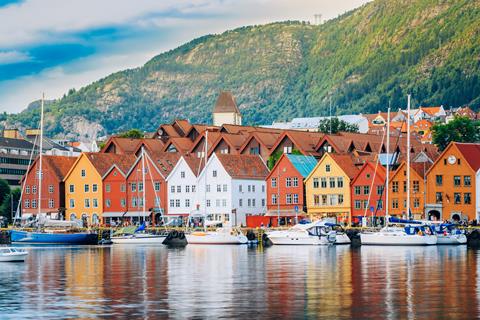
[329,153,360,179]
[148,152,181,177]
[183,154,205,177]
[216,154,269,179]
[163,137,193,154]
[213,91,241,113]
[85,153,136,177]
[100,137,144,154]
[455,143,480,171]
[43,156,78,180]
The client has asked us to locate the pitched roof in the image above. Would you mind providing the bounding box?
[351,161,386,185]
[420,106,442,116]
[238,131,281,153]
[455,143,480,171]
[163,137,193,154]
[286,154,318,178]
[135,139,165,154]
[100,137,143,154]
[329,153,360,179]
[208,133,248,156]
[148,152,182,177]
[270,131,323,156]
[216,154,269,179]
[213,91,241,114]
[43,156,78,180]
[0,136,36,150]
[173,119,193,135]
[183,154,205,177]
[84,153,136,177]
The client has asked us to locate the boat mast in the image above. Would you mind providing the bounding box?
[141,146,146,225]
[385,107,390,226]
[406,95,411,220]
[204,130,208,231]
[38,93,44,219]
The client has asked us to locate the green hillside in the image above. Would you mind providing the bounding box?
[4,0,480,140]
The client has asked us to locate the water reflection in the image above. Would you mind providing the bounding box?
[0,245,478,319]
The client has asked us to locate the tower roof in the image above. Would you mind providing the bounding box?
[213,91,241,114]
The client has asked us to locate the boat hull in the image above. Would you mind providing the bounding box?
[186,234,248,245]
[111,235,166,244]
[436,234,467,245]
[10,230,98,245]
[0,252,28,262]
[335,234,352,245]
[360,233,437,245]
[267,231,350,245]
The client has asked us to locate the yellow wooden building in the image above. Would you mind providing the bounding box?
[305,153,359,224]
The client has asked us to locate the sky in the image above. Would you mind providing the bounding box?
[0,0,370,113]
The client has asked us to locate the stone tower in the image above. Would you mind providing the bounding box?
[212,91,242,126]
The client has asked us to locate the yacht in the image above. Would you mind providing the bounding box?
[111,225,167,244]
[185,227,248,245]
[360,219,437,246]
[425,222,467,245]
[267,220,351,245]
[0,247,28,262]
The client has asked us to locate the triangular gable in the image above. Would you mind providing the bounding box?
[350,161,386,186]
[126,151,165,179]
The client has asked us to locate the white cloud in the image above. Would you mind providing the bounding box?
[0,50,31,64]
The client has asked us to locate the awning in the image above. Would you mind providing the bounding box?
[265,209,306,217]
[125,211,151,217]
[102,212,127,218]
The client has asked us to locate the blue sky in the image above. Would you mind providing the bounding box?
[0,0,369,113]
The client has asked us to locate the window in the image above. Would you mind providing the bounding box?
[175,199,180,207]
[32,199,37,208]
[338,194,344,205]
[328,177,334,188]
[132,197,138,207]
[454,176,461,187]
[413,198,420,208]
[454,193,461,204]
[93,184,98,192]
[377,185,384,195]
[403,181,407,193]
[154,197,160,207]
[169,199,174,207]
[239,199,243,207]
[293,194,299,204]
[325,164,331,172]
[293,177,298,187]
[84,199,90,208]
[93,199,98,208]
[84,184,90,192]
[177,186,181,193]
[364,186,370,195]
[192,185,196,192]
[212,170,217,177]
[464,193,471,204]
[206,185,211,192]
[32,185,37,194]
[223,199,227,207]
[106,184,111,193]
[392,181,398,193]
[436,192,443,203]
[377,200,383,210]
[262,199,265,207]
[330,195,338,206]
[272,194,277,204]
[48,185,54,193]
[26,186,30,194]
[81,169,86,177]
[413,181,419,193]
[185,199,190,207]
[206,199,211,207]
[155,182,160,191]
[284,146,292,154]
[286,194,292,204]
[271,178,277,188]
[262,185,265,193]
[247,199,252,207]
[69,199,75,208]
[392,199,399,209]
[321,195,327,206]
[121,199,126,207]
[337,177,343,188]
[170,185,175,193]
[252,185,255,192]
[464,176,471,187]
[106,199,111,208]
[24,199,30,208]
[223,184,227,192]
[363,200,368,209]
[216,199,220,207]
[185,185,190,193]
[131,183,137,192]
[239,185,243,192]
[313,195,320,206]
[313,178,319,188]
[247,185,251,192]
[217,184,221,192]
[354,186,361,195]
[286,177,292,187]
[139,183,144,192]
[181,171,185,178]
[354,200,361,209]
[321,177,327,188]
[436,175,443,186]
[121,184,126,192]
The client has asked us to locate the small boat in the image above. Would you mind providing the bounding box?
[267,220,350,245]
[10,229,98,245]
[111,225,167,244]
[426,222,467,245]
[0,247,28,262]
[186,227,248,245]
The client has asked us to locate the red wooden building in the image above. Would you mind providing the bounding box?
[264,154,318,226]
[350,161,386,225]
[21,155,77,219]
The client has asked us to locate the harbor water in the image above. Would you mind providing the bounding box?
[0,245,478,319]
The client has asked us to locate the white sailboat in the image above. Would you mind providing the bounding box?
[422,221,467,245]
[360,97,437,246]
[185,130,248,245]
[267,220,350,245]
[111,147,167,244]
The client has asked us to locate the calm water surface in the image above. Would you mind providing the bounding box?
[0,244,478,319]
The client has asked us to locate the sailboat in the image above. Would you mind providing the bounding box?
[185,129,248,245]
[11,94,98,245]
[111,147,167,244]
[360,97,437,246]
[422,221,467,245]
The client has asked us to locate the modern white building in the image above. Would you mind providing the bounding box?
[263,115,369,133]
[165,155,202,217]
[196,153,269,226]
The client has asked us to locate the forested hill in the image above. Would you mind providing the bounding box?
[4,0,480,140]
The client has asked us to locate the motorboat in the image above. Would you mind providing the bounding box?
[186,227,248,245]
[267,220,351,245]
[426,222,467,245]
[360,218,437,246]
[0,247,28,262]
[11,229,98,245]
[111,225,167,244]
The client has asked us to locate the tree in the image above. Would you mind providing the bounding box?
[0,188,21,222]
[432,116,480,151]
[318,117,359,134]
[118,129,144,139]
